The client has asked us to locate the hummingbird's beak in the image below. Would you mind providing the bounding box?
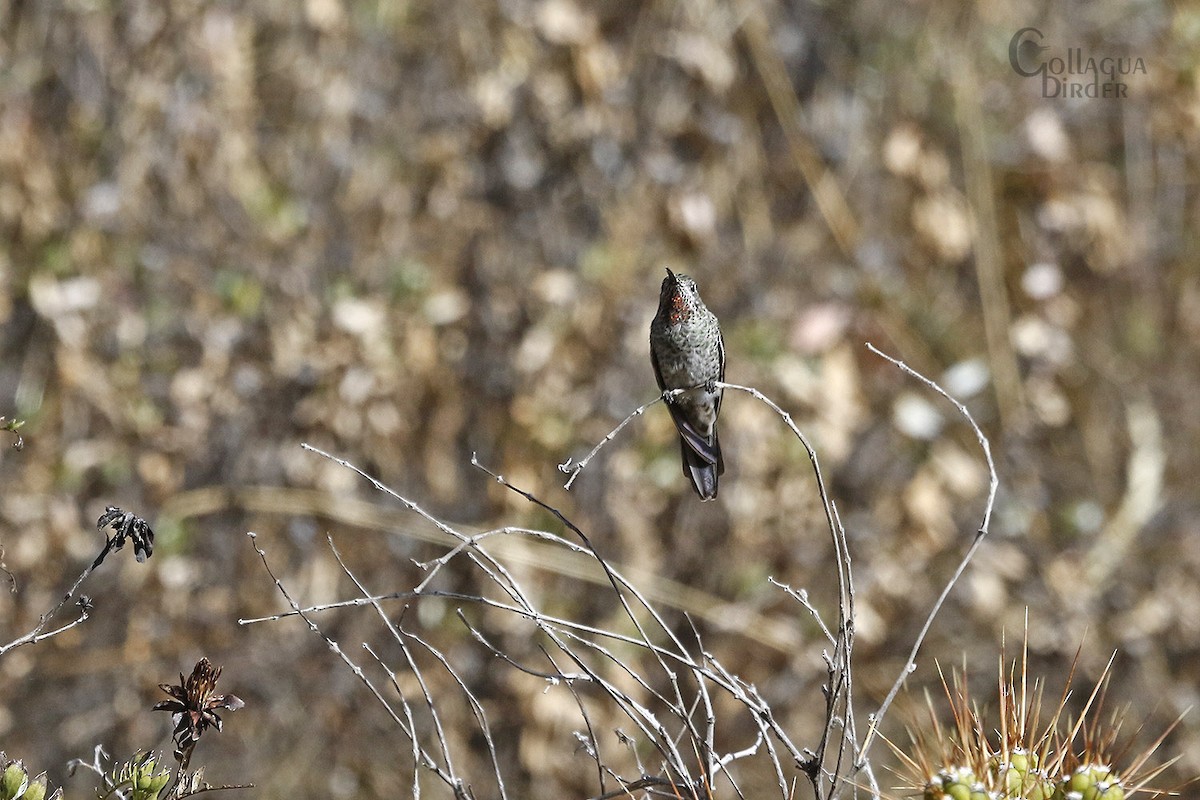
[665,267,676,281]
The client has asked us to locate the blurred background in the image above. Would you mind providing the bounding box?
[1,0,1198,797]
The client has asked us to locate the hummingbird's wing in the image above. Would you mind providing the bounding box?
[650,344,721,466]
[712,329,725,474]
[714,328,725,418]
[650,338,667,393]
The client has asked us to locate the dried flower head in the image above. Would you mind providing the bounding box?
[97,506,155,562]
[153,659,244,769]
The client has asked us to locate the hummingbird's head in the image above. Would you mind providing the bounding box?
[658,268,703,325]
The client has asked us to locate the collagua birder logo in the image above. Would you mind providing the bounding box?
[1009,27,1146,98]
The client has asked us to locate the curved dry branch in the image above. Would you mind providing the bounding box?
[858,343,998,766]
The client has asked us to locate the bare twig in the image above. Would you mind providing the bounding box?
[701,381,862,799]
[329,537,469,790]
[172,483,799,652]
[0,598,92,656]
[2,506,158,656]
[558,391,671,489]
[0,537,117,656]
[243,531,470,797]
[859,343,998,763]
[558,387,699,489]
[769,578,835,647]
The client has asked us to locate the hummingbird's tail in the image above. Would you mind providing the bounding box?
[680,432,724,501]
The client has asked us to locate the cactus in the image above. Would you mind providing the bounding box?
[889,643,1180,800]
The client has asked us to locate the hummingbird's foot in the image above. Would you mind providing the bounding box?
[703,378,718,394]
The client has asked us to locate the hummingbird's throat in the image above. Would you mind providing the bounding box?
[669,292,691,325]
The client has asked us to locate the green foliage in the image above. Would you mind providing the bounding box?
[0,755,56,800]
[100,753,172,800]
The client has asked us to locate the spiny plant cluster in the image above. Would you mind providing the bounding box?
[892,644,1182,800]
[0,754,57,800]
[94,753,172,800]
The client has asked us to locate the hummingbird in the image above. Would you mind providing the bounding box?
[649,268,725,501]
